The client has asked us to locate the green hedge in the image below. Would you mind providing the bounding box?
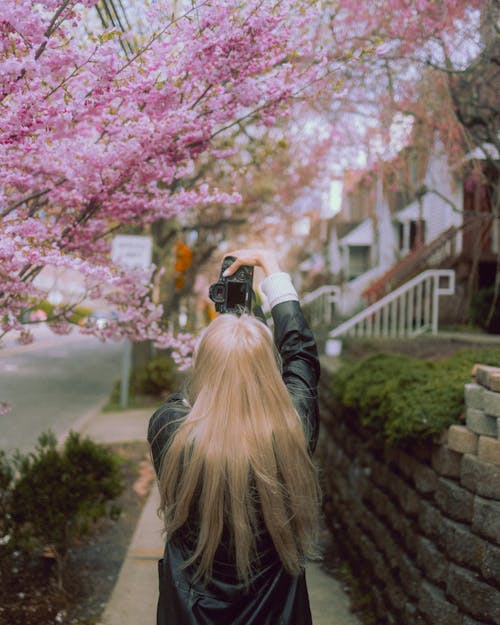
[133,355,177,396]
[331,348,500,443]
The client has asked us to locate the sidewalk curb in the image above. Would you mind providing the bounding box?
[57,397,109,447]
[99,486,162,625]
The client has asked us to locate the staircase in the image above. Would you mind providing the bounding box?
[302,285,340,327]
[301,270,456,341]
[328,269,455,341]
[362,226,461,305]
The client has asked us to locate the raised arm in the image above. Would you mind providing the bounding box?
[224,249,320,453]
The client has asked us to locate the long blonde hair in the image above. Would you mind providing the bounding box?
[158,313,321,583]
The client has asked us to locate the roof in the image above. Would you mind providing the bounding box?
[338,218,373,246]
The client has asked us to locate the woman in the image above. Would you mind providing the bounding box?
[148,249,322,625]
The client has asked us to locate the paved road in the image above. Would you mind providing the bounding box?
[0,324,123,454]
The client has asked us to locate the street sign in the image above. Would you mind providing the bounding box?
[111,235,153,410]
[112,235,152,269]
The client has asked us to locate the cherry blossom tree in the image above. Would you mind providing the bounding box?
[312,0,489,164]
[155,119,335,317]
[308,0,498,314]
[0,0,330,352]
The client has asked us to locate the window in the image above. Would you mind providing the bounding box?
[398,219,426,252]
[348,245,371,279]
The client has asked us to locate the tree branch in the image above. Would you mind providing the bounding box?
[34,0,77,61]
[1,178,66,220]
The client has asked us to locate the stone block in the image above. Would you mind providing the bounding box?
[347,462,371,501]
[466,407,497,436]
[416,536,448,586]
[475,364,500,393]
[431,445,463,479]
[447,563,500,624]
[440,517,486,572]
[461,453,500,498]
[477,435,500,465]
[386,612,398,625]
[398,552,422,599]
[359,533,385,576]
[367,516,399,570]
[473,496,500,546]
[398,516,419,556]
[482,542,500,584]
[413,462,438,495]
[368,485,393,519]
[370,457,391,490]
[386,582,406,612]
[376,492,400,532]
[465,382,485,410]
[418,501,443,544]
[446,425,478,456]
[462,617,490,625]
[483,387,500,418]
[401,601,419,625]
[386,472,408,499]
[418,581,461,625]
[372,586,388,621]
[433,429,449,445]
[391,476,420,517]
[434,477,474,523]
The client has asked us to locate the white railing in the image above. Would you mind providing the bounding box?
[328,269,455,340]
[301,285,340,326]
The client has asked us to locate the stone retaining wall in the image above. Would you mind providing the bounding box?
[317,363,500,625]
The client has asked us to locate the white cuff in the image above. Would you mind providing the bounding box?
[260,272,299,309]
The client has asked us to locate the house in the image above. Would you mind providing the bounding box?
[317,135,498,322]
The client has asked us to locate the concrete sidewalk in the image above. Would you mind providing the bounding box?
[79,407,361,625]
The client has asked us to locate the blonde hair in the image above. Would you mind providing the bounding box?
[157,313,321,584]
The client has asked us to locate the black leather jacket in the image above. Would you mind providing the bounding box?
[148,300,320,625]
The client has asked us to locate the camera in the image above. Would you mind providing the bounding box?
[208,256,254,314]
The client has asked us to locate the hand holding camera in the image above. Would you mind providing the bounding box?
[208,249,281,315]
[222,249,281,278]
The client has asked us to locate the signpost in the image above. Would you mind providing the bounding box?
[111,234,153,270]
[111,235,153,409]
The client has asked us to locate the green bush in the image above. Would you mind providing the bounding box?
[105,354,178,411]
[133,355,177,396]
[470,287,500,334]
[331,347,500,443]
[7,431,123,588]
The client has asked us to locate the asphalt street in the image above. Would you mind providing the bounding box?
[0,324,123,454]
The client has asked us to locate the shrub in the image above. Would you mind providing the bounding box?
[470,287,500,334]
[106,354,178,411]
[331,347,500,443]
[8,431,123,588]
[133,355,177,396]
